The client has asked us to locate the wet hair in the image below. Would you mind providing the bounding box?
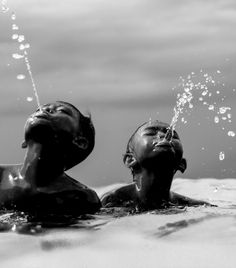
[56,101,95,170]
[123,121,154,165]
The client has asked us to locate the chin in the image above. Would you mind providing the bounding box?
[141,151,176,169]
[25,120,57,144]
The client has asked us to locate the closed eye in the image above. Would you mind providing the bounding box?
[57,108,72,115]
[144,130,156,136]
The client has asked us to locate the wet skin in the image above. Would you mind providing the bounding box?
[0,102,101,216]
[101,121,211,210]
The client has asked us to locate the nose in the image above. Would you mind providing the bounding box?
[156,131,165,140]
[155,131,172,146]
[42,106,54,114]
[164,127,172,142]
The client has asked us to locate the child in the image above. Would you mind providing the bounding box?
[0,101,101,216]
[101,120,211,210]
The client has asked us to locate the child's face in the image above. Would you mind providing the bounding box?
[130,121,183,165]
[24,102,80,143]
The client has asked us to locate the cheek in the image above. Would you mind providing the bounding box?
[171,142,183,158]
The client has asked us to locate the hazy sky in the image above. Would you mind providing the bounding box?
[0,0,236,185]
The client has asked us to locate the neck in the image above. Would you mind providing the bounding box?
[20,141,65,188]
[134,166,175,208]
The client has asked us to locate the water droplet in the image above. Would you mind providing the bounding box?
[208,105,214,111]
[233,89,236,92]
[222,117,227,120]
[18,35,25,42]
[24,43,30,49]
[199,97,203,101]
[216,91,220,94]
[12,53,24,59]
[19,44,25,50]
[219,107,231,114]
[228,131,235,137]
[201,147,205,150]
[11,12,16,20]
[202,90,208,96]
[26,97,33,102]
[219,151,225,161]
[214,116,219,123]
[189,103,193,109]
[16,74,25,80]
[2,5,9,13]
[12,24,19,30]
[217,70,221,74]
[12,34,18,40]
[227,114,232,119]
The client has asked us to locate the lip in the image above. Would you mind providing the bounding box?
[153,140,172,147]
[33,113,50,120]
[153,140,173,152]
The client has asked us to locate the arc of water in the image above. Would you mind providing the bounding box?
[23,51,41,110]
[1,1,42,111]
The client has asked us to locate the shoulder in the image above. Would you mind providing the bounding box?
[37,174,101,214]
[62,174,101,209]
[170,191,214,207]
[101,183,136,208]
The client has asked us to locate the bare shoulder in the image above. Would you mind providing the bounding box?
[170,191,214,207]
[101,183,136,207]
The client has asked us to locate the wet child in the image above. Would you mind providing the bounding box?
[101,120,211,210]
[0,101,101,216]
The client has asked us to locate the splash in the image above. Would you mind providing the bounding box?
[219,151,225,161]
[165,70,235,162]
[1,1,42,111]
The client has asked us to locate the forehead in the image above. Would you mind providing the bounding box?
[42,102,78,113]
[132,120,180,140]
[137,121,170,133]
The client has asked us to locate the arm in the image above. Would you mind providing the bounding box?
[101,184,136,208]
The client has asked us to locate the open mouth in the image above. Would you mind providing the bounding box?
[153,140,172,151]
[34,113,49,120]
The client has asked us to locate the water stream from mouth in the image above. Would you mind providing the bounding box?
[164,70,235,161]
[1,0,42,111]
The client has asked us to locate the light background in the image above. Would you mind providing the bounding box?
[0,0,235,187]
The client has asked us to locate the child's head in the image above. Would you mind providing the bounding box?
[23,101,95,170]
[123,120,186,175]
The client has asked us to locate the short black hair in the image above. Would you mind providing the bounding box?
[57,101,95,170]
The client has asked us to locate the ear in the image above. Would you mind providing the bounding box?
[21,140,27,149]
[177,158,187,173]
[123,153,138,169]
[73,136,89,150]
